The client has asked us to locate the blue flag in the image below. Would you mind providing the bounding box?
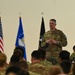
[15,17,27,60]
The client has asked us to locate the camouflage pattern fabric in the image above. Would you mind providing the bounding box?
[70,52,75,62]
[29,71,41,75]
[29,63,49,75]
[40,60,52,67]
[41,29,67,64]
[0,68,6,75]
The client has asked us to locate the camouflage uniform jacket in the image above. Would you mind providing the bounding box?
[40,60,52,67]
[70,52,75,61]
[29,63,49,75]
[29,71,41,75]
[41,29,67,63]
[0,68,6,75]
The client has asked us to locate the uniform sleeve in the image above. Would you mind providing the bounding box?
[57,31,68,47]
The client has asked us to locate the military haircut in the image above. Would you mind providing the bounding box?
[10,54,20,64]
[6,66,29,75]
[14,47,24,58]
[31,50,41,59]
[60,60,72,74]
[6,66,21,75]
[38,50,46,59]
[59,50,70,60]
[73,45,75,51]
[50,19,56,24]
[17,60,28,71]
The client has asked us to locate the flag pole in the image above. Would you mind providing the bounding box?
[19,12,21,17]
[38,12,45,50]
[41,12,44,18]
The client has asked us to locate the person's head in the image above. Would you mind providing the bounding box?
[38,49,46,60]
[17,60,28,71]
[5,66,29,75]
[13,49,23,60]
[14,47,24,59]
[31,50,41,63]
[9,55,20,66]
[58,50,70,62]
[49,19,56,30]
[60,60,72,74]
[0,53,7,67]
[73,45,75,52]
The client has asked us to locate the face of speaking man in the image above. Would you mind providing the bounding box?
[49,20,56,30]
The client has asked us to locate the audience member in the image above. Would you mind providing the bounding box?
[60,60,72,75]
[29,50,49,75]
[58,50,70,63]
[17,60,40,75]
[38,49,52,66]
[0,53,8,75]
[70,45,75,63]
[58,50,72,75]
[9,54,20,66]
[5,66,29,75]
[48,65,62,75]
[14,47,25,61]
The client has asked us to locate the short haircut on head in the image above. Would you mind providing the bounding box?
[73,45,75,50]
[14,47,24,58]
[6,66,21,75]
[38,50,46,59]
[6,66,29,75]
[50,19,56,24]
[17,60,28,71]
[10,55,20,64]
[59,50,70,60]
[60,60,72,74]
[31,50,41,59]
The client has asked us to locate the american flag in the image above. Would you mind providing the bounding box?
[0,17,4,53]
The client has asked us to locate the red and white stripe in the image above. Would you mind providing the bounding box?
[0,37,4,53]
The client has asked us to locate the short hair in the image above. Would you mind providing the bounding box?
[13,50,23,59]
[60,60,72,74]
[38,50,46,59]
[10,55,20,65]
[6,66,21,75]
[50,19,56,24]
[59,50,70,60]
[0,53,7,67]
[73,45,75,50]
[31,50,41,59]
[17,61,28,71]
[5,66,29,75]
[14,47,24,58]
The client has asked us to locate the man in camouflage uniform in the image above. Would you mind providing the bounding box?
[29,50,49,75]
[38,49,52,67]
[70,45,75,63]
[41,19,67,64]
[0,53,8,75]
